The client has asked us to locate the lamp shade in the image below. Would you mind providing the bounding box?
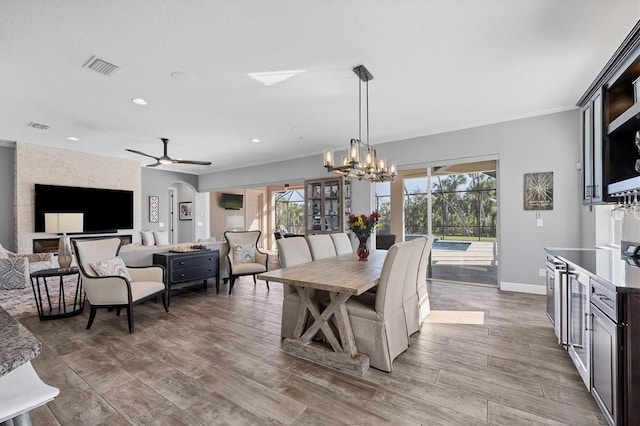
[45,213,84,234]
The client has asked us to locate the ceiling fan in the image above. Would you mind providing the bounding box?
[126,138,212,167]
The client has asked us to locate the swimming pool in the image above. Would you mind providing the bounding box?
[432,240,471,251]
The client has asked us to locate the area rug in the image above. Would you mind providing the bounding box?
[0,276,78,319]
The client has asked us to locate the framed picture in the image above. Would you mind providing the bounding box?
[179,201,193,220]
[524,172,553,210]
[149,195,159,223]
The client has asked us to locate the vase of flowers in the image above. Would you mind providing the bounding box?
[346,212,381,261]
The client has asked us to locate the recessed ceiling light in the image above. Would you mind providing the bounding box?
[247,70,305,86]
[131,98,147,105]
[67,136,79,141]
[251,138,261,143]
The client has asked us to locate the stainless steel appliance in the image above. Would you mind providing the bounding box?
[546,254,567,345]
[567,267,591,389]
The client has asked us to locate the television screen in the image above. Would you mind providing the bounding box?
[35,184,134,233]
[220,193,243,210]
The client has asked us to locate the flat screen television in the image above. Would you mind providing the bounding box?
[35,184,134,233]
[220,193,243,210]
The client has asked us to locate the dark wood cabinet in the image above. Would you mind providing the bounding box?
[153,250,220,300]
[578,21,640,202]
[622,293,640,424]
[582,90,605,204]
[590,276,640,425]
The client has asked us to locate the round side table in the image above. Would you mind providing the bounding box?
[30,267,84,320]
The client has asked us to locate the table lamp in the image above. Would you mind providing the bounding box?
[45,213,84,269]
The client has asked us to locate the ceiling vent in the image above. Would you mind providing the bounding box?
[82,55,119,76]
[27,122,50,130]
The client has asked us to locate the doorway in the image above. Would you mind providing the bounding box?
[402,160,498,286]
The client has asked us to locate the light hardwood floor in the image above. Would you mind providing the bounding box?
[19,278,606,425]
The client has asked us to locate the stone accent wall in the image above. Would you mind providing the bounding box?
[15,143,141,253]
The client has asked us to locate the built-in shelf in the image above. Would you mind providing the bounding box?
[608,102,640,135]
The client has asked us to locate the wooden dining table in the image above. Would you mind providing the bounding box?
[257,249,387,375]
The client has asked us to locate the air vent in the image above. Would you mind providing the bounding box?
[82,55,119,76]
[27,122,50,130]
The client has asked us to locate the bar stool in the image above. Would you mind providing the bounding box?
[0,361,59,425]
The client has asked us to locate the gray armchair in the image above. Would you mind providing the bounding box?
[224,230,269,294]
[73,238,168,333]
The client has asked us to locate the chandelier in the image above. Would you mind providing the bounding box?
[323,65,397,182]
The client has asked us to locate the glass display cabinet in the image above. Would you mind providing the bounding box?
[305,177,344,235]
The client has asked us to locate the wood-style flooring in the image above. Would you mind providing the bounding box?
[19,278,606,425]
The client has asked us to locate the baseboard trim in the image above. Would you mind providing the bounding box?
[500,281,546,295]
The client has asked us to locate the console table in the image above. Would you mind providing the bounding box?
[152,250,220,303]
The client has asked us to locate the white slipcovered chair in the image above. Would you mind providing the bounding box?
[277,237,313,338]
[418,236,435,323]
[345,241,413,372]
[0,361,59,424]
[73,237,168,333]
[224,230,269,294]
[306,234,337,260]
[330,232,353,256]
[403,237,426,339]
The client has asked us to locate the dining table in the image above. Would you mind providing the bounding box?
[257,249,388,375]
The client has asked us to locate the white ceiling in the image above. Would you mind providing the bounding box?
[1,1,639,174]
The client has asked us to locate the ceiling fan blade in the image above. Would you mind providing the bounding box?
[173,159,212,166]
[146,162,161,167]
[126,148,159,161]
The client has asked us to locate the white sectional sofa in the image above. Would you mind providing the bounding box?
[119,241,229,280]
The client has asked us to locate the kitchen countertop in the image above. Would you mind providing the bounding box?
[0,306,42,377]
[546,247,640,292]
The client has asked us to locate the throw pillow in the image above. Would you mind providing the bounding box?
[89,257,132,281]
[0,257,28,290]
[141,230,154,246]
[233,244,256,264]
[0,243,9,259]
[153,230,170,246]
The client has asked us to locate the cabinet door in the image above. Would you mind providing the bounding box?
[591,306,617,426]
[582,103,593,203]
[592,92,603,203]
[568,273,590,388]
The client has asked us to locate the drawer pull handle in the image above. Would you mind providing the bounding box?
[179,261,185,265]
[595,293,611,301]
[180,273,185,277]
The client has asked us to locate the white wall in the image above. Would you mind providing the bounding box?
[15,142,141,253]
[199,110,582,292]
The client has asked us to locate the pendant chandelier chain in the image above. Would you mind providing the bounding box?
[322,65,397,182]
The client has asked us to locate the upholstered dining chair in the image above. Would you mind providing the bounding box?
[224,230,269,294]
[73,237,168,333]
[403,238,426,339]
[418,236,435,323]
[345,241,413,372]
[306,234,337,260]
[330,232,353,256]
[276,237,313,338]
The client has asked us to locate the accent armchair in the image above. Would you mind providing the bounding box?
[224,230,269,294]
[73,237,168,333]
